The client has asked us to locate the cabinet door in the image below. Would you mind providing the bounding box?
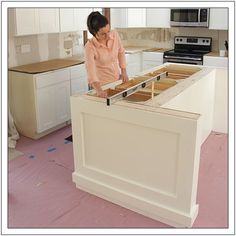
[38,9,59,33]
[55,81,71,122]
[110,8,128,28]
[36,86,57,132]
[71,77,88,95]
[60,8,76,32]
[146,9,170,28]
[127,9,146,27]
[70,64,88,95]
[209,8,228,30]
[125,53,142,77]
[15,9,39,35]
[203,56,228,68]
[35,68,70,132]
[75,8,92,30]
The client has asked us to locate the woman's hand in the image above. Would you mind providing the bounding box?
[91,81,107,98]
[96,89,107,98]
[120,68,129,82]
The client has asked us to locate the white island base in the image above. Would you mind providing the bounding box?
[71,63,227,227]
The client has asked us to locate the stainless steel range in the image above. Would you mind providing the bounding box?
[163,36,212,65]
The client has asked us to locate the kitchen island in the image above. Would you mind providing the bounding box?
[70,63,227,227]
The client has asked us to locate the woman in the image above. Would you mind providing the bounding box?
[85,11,128,98]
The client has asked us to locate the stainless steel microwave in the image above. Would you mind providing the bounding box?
[170,8,210,27]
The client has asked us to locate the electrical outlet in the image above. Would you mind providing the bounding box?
[21,44,31,53]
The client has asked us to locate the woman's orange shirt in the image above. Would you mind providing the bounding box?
[84,30,126,86]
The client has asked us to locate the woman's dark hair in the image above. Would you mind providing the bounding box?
[87,11,108,36]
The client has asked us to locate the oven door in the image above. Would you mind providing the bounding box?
[163,56,203,65]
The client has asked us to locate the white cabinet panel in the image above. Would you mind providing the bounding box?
[142,52,163,61]
[38,9,59,33]
[9,64,83,139]
[35,69,70,89]
[70,64,214,227]
[14,9,39,35]
[75,8,92,31]
[142,52,164,70]
[203,56,228,68]
[36,86,57,132]
[111,8,146,28]
[35,69,71,132]
[125,53,142,77]
[36,81,70,133]
[71,78,88,95]
[60,8,92,32]
[127,9,146,27]
[212,68,228,133]
[55,81,71,123]
[70,64,88,95]
[110,8,127,29]
[143,61,162,70]
[209,8,228,30]
[60,9,76,32]
[146,8,170,28]
[14,8,59,35]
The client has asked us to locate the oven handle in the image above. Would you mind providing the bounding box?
[163,55,202,61]
[163,58,202,65]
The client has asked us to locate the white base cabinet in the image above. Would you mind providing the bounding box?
[203,55,228,68]
[142,52,164,70]
[70,64,88,95]
[125,53,142,77]
[36,80,71,133]
[9,63,88,139]
[71,64,223,227]
[212,68,228,133]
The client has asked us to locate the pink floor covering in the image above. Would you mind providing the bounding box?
[8,125,228,228]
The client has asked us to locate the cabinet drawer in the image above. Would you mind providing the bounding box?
[70,64,86,80]
[143,52,163,61]
[35,69,70,88]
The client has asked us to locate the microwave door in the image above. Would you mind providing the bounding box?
[171,9,198,22]
[170,8,209,27]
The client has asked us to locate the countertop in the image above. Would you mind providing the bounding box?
[9,57,85,74]
[11,47,225,74]
[205,52,228,58]
[125,46,171,54]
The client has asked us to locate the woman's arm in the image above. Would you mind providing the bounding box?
[85,43,107,97]
[116,31,129,82]
[120,68,128,83]
[91,81,107,98]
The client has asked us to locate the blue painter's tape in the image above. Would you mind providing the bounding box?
[47,147,56,152]
[64,140,71,144]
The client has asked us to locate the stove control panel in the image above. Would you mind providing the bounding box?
[175,36,212,46]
